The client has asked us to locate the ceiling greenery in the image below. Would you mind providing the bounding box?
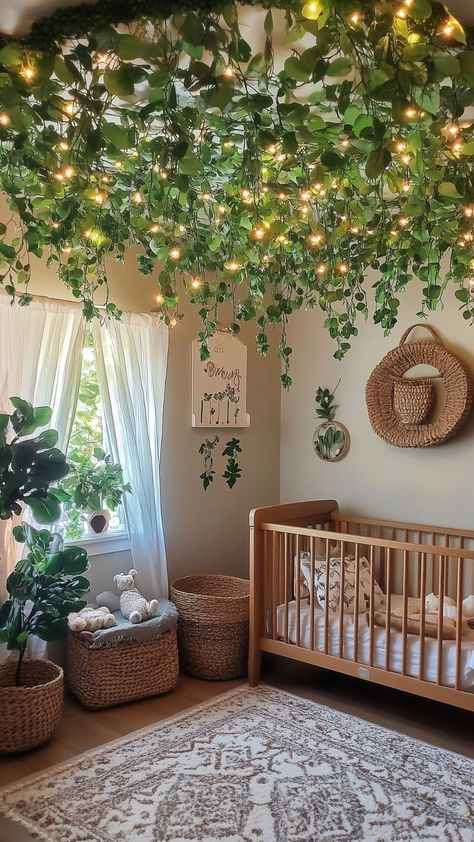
[0,0,473,385]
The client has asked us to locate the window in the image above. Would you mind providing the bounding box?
[61,326,128,545]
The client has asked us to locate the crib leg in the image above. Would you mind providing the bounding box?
[248,648,262,687]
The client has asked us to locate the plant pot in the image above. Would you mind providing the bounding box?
[0,659,64,753]
[85,509,110,534]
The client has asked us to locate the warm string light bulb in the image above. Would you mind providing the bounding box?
[149,224,160,234]
[253,226,265,241]
[132,191,143,204]
[190,276,202,289]
[94,190,105,205]
[464,204,474,218]
[241,189,252,204]
[404,107,418,120]
[223,65,235,78]
[308,233,323,246]
[316,263,327,276]
[169,246,181,260]
[20,66,35,82]
[0,112,10,127]
[395,140,406,153]
[338,262,349,274]
[227,260,240,272]
[348,11,361,26]
[156,293,164,305]
[440,20,453,37]
[399,216,409,227]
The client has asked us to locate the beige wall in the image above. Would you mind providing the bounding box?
[9,233,281,594]
[280,278,474,532]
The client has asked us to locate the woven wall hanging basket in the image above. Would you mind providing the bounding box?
[366,324,473,448]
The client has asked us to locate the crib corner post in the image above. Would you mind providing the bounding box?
[248,518,264,687]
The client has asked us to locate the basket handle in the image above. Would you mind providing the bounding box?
[399,323,441,346]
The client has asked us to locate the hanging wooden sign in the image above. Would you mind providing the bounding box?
[192,332,250,428]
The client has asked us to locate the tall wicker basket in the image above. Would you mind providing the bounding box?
[170,574,249,680]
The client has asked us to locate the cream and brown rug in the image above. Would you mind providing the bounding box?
[0,685,472,841]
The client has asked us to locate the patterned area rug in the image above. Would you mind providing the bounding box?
[0,685,472,842]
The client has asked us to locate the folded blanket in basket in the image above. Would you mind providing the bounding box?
[85,600,178,649]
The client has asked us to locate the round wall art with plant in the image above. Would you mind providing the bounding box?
[313,384,350,462]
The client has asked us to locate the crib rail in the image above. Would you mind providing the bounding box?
[249,502,474,712]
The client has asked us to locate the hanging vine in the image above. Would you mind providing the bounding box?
[0,0,473,384]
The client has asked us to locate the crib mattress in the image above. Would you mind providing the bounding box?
[275,596,474,692]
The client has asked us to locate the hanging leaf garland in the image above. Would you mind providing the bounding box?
[0,0,473,384]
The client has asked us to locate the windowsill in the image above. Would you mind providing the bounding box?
[65,530,131,557]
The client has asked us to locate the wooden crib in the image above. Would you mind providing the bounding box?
[249,500,474,711]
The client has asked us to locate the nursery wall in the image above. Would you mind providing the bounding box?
[280,275,474,531]
[0,199,281,596]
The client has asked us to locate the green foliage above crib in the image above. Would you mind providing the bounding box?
[0,0,473,383]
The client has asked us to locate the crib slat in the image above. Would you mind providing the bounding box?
[385,548,392,672]
[339,540,345,659]
[324,537,330,654]
[284,533,289,644]
[310,536,315,651]
[295,535,301,648]
[272,531,277,639]
[437,555,445,685]
[419,552,426,681]
[353,543,360,663]
[455,556,463,690]
[402,550,408,676]
[369,545,375,667]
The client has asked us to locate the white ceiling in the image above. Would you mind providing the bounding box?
[1,0,473,36]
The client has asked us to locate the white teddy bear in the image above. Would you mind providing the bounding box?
[113,568,160,624]
[68,605,117,633]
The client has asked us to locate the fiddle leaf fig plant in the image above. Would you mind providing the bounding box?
[0,397,69,523]
[0,523,89,686]
[0,397,90,686]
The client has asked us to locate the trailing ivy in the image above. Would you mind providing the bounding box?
[0,0,473,383]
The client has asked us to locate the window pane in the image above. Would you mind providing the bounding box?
[61,327,127,541]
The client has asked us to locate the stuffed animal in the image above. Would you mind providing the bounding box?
[68,605,117,633]
[462,595,474,619]
[113,568,160,624]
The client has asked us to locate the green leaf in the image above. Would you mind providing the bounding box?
[284,57,309,82]
[26,493,61,524]
[460,141,474,156]
[365,146,391,179]
[102,123,135,149]
[104,66,136,96]
[326,58,352,77]
[438,182,461,199]
[409,0,432,21]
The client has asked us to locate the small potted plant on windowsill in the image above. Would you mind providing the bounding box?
[60,448,131,535]
[0,397,90,753]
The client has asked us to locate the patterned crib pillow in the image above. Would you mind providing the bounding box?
[300,553,384,613]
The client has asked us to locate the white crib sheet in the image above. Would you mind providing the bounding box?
[275,596,474,692]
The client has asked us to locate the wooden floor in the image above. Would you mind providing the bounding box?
[1,655,473,841]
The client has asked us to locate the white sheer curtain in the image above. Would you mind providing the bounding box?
[92,314,169,598]
[0,294,85,597]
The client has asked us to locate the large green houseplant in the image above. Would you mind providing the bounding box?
[0,397,90,753]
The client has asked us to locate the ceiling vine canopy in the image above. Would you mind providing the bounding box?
[0,0,473,384]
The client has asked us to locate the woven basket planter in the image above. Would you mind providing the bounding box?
[0,659,64,754]
[393,378,435,424]
[67,629,179,709]
[170,575,250,680]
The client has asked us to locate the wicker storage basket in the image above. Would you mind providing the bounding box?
[0,659,64,754]
[393,378,435,424]
[170,574,249,680]
[67,629,179,709]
